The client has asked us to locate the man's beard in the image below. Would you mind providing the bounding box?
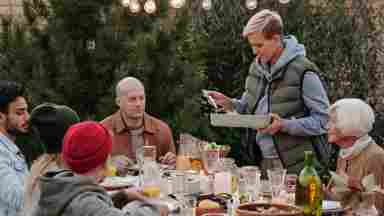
[7,127,27,137]
[5,117,28,137]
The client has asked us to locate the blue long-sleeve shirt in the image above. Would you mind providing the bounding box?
[234,71,329,158]
[0,133,29,216]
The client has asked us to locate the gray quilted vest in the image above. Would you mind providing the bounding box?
[243,55,329,174]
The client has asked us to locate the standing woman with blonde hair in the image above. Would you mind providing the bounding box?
[22,103,80,214]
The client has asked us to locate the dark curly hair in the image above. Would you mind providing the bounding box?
[0,80,26,113]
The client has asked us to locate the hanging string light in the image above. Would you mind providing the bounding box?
[144,0,157,14]
[121,0,130,7]
[169,0,186,9]
[245,0,257,10]
[86,40,96,51]
[121,0,290,14]
[201,0,212,11]
[279,0,290,4]
[129,0,141,13]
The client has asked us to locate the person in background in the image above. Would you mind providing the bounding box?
[0,80,29,216]
[325,98,384,214]
[207,9,330,173]
[101,77,176,171]
[22,103,80,214]
[33,121,167,216]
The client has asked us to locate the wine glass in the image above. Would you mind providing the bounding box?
[240,166,261,201]
[143,145,156,161]
[267,168,287,201]
[202,149,221,193]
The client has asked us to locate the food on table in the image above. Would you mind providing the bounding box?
[100,176,136,190]
[236,203,302,216]
[198,199,221,209]
[202,142,230,157]
[196,194,230,216]
[105,165,117,177]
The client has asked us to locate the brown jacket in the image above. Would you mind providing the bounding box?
[101,111,175,160]
[336,141,384,214]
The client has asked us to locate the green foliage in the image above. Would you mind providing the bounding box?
[0,0,210,141]
[0,0,380,165]
[282,0,369,101]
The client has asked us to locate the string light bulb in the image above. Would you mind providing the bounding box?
[86,40,96,51]
[202,0,212,10]
[129,0,141,13]
[121,0,130,7]
[279,0,290,4]
[245,0,257,10]
[144,0,157,14]
[169,0,186,9]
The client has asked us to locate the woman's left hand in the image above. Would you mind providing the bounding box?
[258,113,283,135]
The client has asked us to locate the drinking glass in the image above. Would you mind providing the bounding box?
[136,146,144,186]
[267,168,287,200]
[176,144,191,170]
[142,160,161,198]
[180,195,197,216]
[240,166,261,201]
[284,173,297,204]
[202,150,221,175]
[179,133,203,172]
[172,170,186,195]
[259,179,272,203]
[202,149,221,193]
[285,173,297,193]
[143,145,156,161]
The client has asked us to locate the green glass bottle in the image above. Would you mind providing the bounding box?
[295,151,323,216]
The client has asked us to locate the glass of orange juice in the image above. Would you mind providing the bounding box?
[142,160,161,198]
[105,157,117,177]
[143,185,161,198]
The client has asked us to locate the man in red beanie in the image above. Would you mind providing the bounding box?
[101,77,176,171]
[33,121,166,216]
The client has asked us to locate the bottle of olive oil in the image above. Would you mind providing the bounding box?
[295,151,322,216]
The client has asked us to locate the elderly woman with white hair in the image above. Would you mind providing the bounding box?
[327,98,384,214]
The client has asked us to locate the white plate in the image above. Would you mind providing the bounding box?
[322,200,342,210]
[210,113,271,129]
[100,176,137,189]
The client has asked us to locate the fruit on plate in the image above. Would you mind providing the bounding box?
[198,199,221,209]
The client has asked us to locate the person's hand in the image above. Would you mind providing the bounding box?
[110,155,134,176]
[159,152,176,165]
[158,205,169,216]
[123,189,146,203]
[258,113,283,135]
[347,177,363,191]
[322,183,334,200]
[206,90,233,112]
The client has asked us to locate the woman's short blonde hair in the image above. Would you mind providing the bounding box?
[329,98,375,137]
[242,9,283,39]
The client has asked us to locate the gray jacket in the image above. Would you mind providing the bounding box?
[32,170,160,216]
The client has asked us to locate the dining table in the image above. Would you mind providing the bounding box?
[101,166,354,216]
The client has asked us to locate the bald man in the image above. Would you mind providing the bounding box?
[101,77,176,167]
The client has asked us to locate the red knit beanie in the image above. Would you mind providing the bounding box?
[62,121,112,174]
